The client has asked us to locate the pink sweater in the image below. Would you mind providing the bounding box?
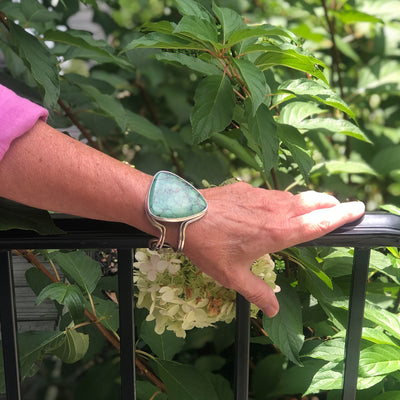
[0,84,48,161]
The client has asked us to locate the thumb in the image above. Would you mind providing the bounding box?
[230,267,279,317]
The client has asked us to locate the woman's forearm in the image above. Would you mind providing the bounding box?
[0,119,155,234]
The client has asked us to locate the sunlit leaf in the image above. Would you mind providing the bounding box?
[277,78,356,121]
[174,16,218,44]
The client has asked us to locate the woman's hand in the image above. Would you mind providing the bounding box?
[183,182,365,317]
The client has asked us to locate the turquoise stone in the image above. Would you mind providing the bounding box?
[148,171,207,220]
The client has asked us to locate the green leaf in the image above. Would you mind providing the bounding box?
[8,21,59,108]
[0,198,64,234]
[155,52,222,76]
[306,337,345,362]
[141,320,185,360]
[334,301,400,342]
[277,123,314,182]
[279,101,327,125]
[296,118,370,142]
[361,328,400,347]
[331,6,384,24]
[311,161,377,177]
[44,29,132,70]
[304,360,384,395]
[51,251,101,295]
[174,0,213,22]
[254,45,328,84]
[212,3,246,42]
[227,25,297,47]
[359,344,400,377]
[36,282,85,322]
[234,58,268,114]
[89,296,119,333]
[211,131,260,170]
[154,359,220,400]
[125,32,204,51]
[380,204,400,216]
[174,16,218,44]
[245,102,279,174]
[263,276,304,365]
[0,331,64,392]
[125,110,165,143]
[49,329,89,364]
[372,145,400,175]
[191,74,235,143]
[277,78,356,121]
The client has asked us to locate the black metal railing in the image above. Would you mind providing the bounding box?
[1,211,400,400]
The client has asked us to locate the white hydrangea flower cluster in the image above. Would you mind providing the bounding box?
[134,248,281,338]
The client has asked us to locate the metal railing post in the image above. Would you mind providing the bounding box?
[117,248,136,400]
[341,248,371,400]
[234,294,250,400]
[0,251,21,400]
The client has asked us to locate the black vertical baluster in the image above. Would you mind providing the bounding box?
[341,247,371,400]
[0,251,22,400]
[234,293,250,400]
[117,249,136,400]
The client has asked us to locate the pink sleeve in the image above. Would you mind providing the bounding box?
[0,84,49,161]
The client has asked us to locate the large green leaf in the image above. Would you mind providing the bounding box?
[174,0,214,22]
[234,58,268,115]
[211,131,260,170]
[36,282,85,322]
[212,3,246,43]
[372,145,400,175]
[254,45,328,84]
[277,123,314,182]
[8,21,59,108]
[154,360,220,400]
[305,337,345,363]
[245,102,279,174]
[298,118,370,142]
[227,25,297,47]
[174,16,218,45]
[263,276,304,365]
[304,360,384,394]
[310,161,377,177]
[359,344,400,377]
[44,29,132,70]
[0,331,64,392]
[125,32,204,51]
[140,320,185,360]
[277,78,356,121]
[51,251,101,295]
[49,328,89,364]
[0,198,64,234]
[191,74,235,143]
[155,52,222,76]
[88,296,119,333]
[279,101,327,125]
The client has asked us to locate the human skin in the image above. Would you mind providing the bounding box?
[0,120,365,317]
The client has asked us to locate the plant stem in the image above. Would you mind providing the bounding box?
[57,99,100,150]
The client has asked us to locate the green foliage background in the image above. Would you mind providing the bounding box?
[0,0,400,399]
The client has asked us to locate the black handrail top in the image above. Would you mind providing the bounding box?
[0,212,399,250]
